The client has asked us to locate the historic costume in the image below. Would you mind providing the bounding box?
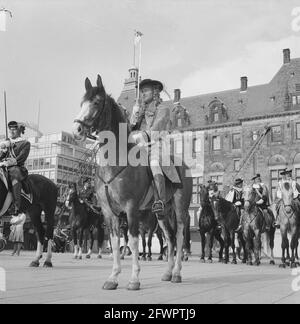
[130,78,180,218]
[79,179,99,214]
[225,178,244,231]
[251,174,273,230]
[0,121,30,214]
[274,168,300,227]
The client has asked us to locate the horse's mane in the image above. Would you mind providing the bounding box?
[217,197,233,217]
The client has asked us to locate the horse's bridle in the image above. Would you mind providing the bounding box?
[74,95,107,136]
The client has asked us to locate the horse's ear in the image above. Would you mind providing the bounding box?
[85,78,92,92]
[96,74,104,90]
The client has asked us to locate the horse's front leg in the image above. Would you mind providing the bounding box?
[290,228,298,268]
[78,229,84,260]
[141,230,147,261]
[207,231,214,263]
[86,228,94,259]
[158,218,175,282]
[127,209,141,290]
[280,227,289,268]
[72,227,79,259]
[230,231,237,264]
[157,230,164,261]
[43,210,55,268]
[253,231,261,266]
[199,230,206,262]
[103,215,121,290]
[147,229,153,261]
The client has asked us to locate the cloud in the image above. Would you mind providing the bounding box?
[180,35,300,97]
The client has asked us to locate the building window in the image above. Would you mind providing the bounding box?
[212,136,221,151]
[292,95,300,106]
[271,125,283,142]
[296,123,300,139]
[193,137,201,153]
[270,169,286,201]
[296,168,300,185]
[192,177,203,205]
[233,159,240,171]
[175,139,183,154]
[213,112,219,122]
[232,133,241,149]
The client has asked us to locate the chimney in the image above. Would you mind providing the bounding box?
[240,76,248,92]
[174,89,181,103]
[283,48,291,64]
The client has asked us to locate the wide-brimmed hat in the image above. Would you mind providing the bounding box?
[280,168,292,175]
[234,178,244,185]
[139,79,163,92]
[251,173,261,181]
[8,121,19,129]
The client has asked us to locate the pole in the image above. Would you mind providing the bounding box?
[136,37,142,104]
[4,91,8,139]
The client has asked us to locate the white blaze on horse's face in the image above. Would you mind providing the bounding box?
[282,182,294,212]
[243,186,251,210]
[73,95,101,141]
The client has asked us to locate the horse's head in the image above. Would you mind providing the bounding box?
[65,183,78,207]
[243,185,256,212]
[210,194,221,219]
[199,184,209,207]
[281,181,294,214]
[73,75,107,141]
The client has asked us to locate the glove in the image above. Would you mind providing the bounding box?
[235,201,242,206]
[256,199,264,205]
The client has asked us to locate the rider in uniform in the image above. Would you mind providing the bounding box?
[0,121,30,214]
[130,78,180,218]
[274,168,300,228]
[225,178,244,232]
[251,173,273,230]
[79,178,99,214]
[206,180,223,229]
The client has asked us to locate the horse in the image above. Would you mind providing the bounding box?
[0,167,57,267]
[209,194,240,264]
[242,185,275,266]
[139,210,164,261]
[198,184,224,263]
[66,184,105,259]
[72,75,193,290]
[277,182,300,268]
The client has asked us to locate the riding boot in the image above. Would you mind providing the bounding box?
[235,209,243,233]
[152,174,166,219]
[12,181,22,215]
[273,201,281,229]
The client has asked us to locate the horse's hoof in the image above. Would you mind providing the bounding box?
[242,259,247,264]
[161,273,172,281]
[255,261,261,266]
[269,260,275,265]
[29,261,39,268]
[86,255,91,259]
[171,274,182,283]
[247,261,253,266]
[291,262,297,269]
[120,255,125,260]
[223,260,229,264]
[127,281,140,291]
[73,256,78,260]
[285,261,290,267]
[218,258,223,263]
[183,256,189,262]
[78,256,82,260]
[231,260,237,265]
[147,256,152,261]
[43,261,53,268]
[141,256,146,261]
[157,255,163,261]
[103,281,118,290]
[279,264,286,269]
[200,258,205,263]
[97,255,102,259]
[207,259,213,264]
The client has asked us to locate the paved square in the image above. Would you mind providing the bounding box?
[0,251,299,304]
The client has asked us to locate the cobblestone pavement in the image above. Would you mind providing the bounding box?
[0,251,299,304]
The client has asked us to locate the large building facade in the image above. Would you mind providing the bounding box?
[118,48,300,232]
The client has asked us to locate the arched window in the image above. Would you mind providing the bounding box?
[207,99,228,124]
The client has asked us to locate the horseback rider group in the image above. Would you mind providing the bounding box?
[0,121,31,215]
[206,168,300,231]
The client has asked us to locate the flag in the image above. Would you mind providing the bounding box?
[0,9,12,32]
[134,30,143,46]
[0,10,6,31]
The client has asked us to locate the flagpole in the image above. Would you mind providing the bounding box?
[4,91,8,139]
[136,34,142,105]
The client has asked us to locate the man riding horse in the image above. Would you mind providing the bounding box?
[79,178,100,214]
[0,121,31,214]
[130,78,181,218]
[225,178,244,232]
[251,173,274,231]
[274,168,300,228]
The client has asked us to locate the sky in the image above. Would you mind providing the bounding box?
[1,0,300,134]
